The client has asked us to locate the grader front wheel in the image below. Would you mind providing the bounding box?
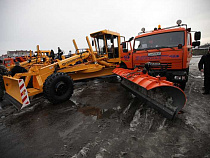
[43,72,74,104]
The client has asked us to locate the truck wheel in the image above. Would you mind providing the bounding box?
[186,67,189,75]
[43,72,74,104]
[120,63,127,69]
[179,82,186,91]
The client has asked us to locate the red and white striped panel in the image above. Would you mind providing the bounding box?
[18,79,30,109]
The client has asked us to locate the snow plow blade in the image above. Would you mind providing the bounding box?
[113,68,186,119]
[3,76,30,110]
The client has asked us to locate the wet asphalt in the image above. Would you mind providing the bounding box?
[0,56,210,158]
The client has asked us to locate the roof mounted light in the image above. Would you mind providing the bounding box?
[158,25,161,29]
[176,19,182,26]
[141,27,145,33]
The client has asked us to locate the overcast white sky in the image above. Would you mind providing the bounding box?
[0,0,210,55]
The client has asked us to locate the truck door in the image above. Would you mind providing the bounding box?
[121,41,133,68]
[186,32,192,69]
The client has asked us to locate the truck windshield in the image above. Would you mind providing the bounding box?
[134,31,184,50]
[4,60,12,64]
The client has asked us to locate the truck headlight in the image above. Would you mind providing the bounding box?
[174,76,182,80]
[174,76,186,80]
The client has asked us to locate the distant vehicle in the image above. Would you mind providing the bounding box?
[3,58,15,67]
[3,57,27,67]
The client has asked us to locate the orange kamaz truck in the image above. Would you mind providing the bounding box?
[120,20,201,90]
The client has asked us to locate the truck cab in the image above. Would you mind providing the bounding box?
[121,20,201,90]
[3,58,15,67]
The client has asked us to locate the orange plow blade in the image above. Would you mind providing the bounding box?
[113,68,186,119]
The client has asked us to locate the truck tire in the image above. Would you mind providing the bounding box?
[179,82,186,91]
[43,72,74,104]
[120,62,127,69]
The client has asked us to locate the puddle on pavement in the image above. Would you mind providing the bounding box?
[77,97,141,121]
[78,106,116,120]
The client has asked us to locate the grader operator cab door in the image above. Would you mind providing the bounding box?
[90,30,121,62]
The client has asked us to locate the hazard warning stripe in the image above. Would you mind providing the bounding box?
[22,95,27,103]
[19,84,24,91]
[18,79,30,109]
[19,80,24,92]
[20,91,24,96]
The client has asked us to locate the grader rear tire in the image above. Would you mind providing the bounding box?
[43,72,74,104]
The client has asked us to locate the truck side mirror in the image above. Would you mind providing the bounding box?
[192,41,200,47]
[92,40,94,46]
[178,44,182,49]
[194,32,201,41]
[128,37,134,42]
[122,42,126,49]
[123,49,128,53]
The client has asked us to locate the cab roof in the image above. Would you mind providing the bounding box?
[136,27,186,39]
[90,30,120,38]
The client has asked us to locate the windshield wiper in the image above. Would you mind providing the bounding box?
[155,46,175,50]
[135,46,175,52]
[135,48,149,52]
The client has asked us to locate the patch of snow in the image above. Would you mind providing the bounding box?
[130,109,141,131]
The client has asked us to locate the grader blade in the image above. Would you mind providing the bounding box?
[113,68,186,119]
[3,76,30,110]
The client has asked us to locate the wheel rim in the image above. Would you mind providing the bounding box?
[55,81,68,96]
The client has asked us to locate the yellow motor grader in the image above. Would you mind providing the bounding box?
[3,30,123,109]
[6,45,53,71]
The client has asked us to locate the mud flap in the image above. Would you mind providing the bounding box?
[3,76,30,110]
[121,79,186,120]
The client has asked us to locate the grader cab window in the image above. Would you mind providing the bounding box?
[96,38,106,55]
[95,34,119,58]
